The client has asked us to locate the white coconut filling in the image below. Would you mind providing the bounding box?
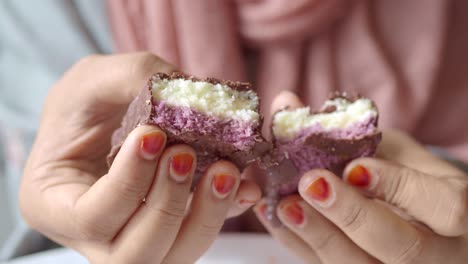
[152,79,259,122]
[273,98,377,139]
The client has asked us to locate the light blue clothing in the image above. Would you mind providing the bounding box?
[0,0,112,260]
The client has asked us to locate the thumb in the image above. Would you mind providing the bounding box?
[263,90,305,138]
[344,158,468,237]
[270,90,305,116]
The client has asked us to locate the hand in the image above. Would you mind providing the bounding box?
[19,53,261,263]
[254,92,468,263]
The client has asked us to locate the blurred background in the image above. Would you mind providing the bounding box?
[0,174,13,248]
[0,0,112,261]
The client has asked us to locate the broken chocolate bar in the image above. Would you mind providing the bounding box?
[263,94,381,222]
[108,72,271,183]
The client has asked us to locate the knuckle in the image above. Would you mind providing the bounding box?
[386,167,411,205]
[75,215,111,241]
[385,129,416,146]
[165,196,189,215]
[135,51,159,61]
[18,187,40,231]
[311,230,341,253]
[153,206,186,229]
[198,222,223,239]
[147,197,186,225]
[392,234,425,264]
[75,54,101,68]
[338,203,368,233]
[446,183,468,233]
[130,52,164,77]
[391,130,412,141]
[112,177,146,203]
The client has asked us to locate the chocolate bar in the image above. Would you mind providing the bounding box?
[263,94,381,223]
[108,72,271,183]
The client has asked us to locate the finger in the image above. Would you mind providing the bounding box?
[377,130,464,176]
[344,158,468,236]
[72,125,166,241]
[227,179,262,218]
[69,52,176,105]
[277,195,378,264]
[253,200,322,263]
[163,161,241,263]
[270,90,305,115]
[112,145,196,263]
[298,169,427,264]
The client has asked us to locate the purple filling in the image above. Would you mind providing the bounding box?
[263,115,381,224]
[152,100,260,150]
[272,116,379,196]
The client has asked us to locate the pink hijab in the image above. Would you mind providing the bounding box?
[107,0,468,162]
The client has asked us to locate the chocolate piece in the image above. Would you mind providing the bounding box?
[264,94,382,222]
[108,72,271,184]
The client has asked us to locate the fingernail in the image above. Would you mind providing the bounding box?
[212,174,237,199]
[239,199,256,208]
[255,203,267,220]
[170,152,194,182]
[140,131,165,160]
[280,200,305,227]
[305,177,330,202]
[346,165,372,188]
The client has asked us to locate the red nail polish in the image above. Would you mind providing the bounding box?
[170,153,194,181]
[305,177,330,201]
[140,131,165,159]
[281,201,305,226]
[212,174,236,198]
[347,165,371,187]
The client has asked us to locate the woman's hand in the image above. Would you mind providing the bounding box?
[19,53,261,263]
[255,92,468,263]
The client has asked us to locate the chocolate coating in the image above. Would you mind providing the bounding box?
[152,72,253,92]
